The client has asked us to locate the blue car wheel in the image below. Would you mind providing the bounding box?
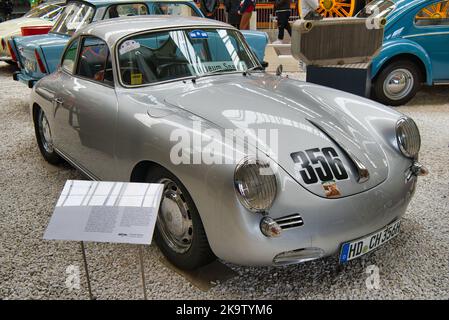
[373,60,422,106]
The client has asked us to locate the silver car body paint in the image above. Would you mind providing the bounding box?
[30,16,418,266]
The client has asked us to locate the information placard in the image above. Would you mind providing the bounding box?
[44,180,164,245]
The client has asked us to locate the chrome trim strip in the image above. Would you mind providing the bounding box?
[274,213,302,222]
[54,147,99,181]
[307,119,370,183]
[404,31,449,39]
[277,220,303,227]
[434,80,449,85]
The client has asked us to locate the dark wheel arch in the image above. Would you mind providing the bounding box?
[373,53,427,84]
[372,54,426,106]
[130,160,216,269]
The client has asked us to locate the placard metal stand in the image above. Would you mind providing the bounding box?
[80,241,94,300]
[79,241,149,300]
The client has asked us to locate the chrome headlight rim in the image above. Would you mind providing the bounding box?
[396,117,421,159]
[234,156,278,214]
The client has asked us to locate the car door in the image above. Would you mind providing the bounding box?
[53,35,118,179]
[411,0,449,82]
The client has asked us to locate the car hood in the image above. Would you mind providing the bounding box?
[164,74,390,198]
[0,17,52,34]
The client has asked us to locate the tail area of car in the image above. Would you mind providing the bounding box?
[8,35,50,88]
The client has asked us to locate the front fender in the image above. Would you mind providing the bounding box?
[371,39,433,85]
[241,30,268,62]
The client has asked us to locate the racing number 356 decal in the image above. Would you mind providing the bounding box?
[291,147,349,184]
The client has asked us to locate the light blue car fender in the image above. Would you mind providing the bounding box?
[372,38,433,85]
[240,30,269,63]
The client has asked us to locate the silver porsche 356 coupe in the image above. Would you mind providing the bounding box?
[31,16,427,270]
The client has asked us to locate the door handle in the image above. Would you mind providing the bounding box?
[54,97,64,104]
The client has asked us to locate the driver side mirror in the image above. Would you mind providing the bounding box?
[261,61,269,69]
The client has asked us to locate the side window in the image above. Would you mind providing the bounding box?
[61,39,79,73]
[76,36,114,86]
[148,3,200,17]
[415,1,449,26]
[104,3,148,19]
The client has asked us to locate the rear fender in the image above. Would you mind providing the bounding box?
[371,39,432,85]
[7,37,22,67]
[39,42,66,73]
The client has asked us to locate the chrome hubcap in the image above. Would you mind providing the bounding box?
[383,68,414,101]
[157,178,193,254]
[39,111,53,153]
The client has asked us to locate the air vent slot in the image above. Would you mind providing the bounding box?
[275,214,304,230]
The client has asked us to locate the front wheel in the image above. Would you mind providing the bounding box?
[34,108,62,164]
[146,167,216,270]
[372,60,422,106]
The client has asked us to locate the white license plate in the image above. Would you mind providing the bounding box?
[339,220,401,263]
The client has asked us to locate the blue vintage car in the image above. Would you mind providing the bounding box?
[359,0,449,105]
[9,0,268,88]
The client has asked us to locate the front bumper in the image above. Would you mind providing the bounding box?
[13,71,36,88]
[206,166,418,266]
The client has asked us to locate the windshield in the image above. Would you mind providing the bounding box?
[356,0,395,19]
[147,2,201,16]
[118,28,258,86]
[51,2,95,35]
[25,2,63,20]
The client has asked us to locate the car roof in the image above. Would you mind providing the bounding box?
[75,15,232,46]
[67,0,195,6]
[389,0,443,11]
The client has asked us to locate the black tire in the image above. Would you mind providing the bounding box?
[34,107,62,165]
[145,167,216,270]
[4,60,16,66]
[372,60,422,106]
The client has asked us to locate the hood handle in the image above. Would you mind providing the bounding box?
[307,119,370,184]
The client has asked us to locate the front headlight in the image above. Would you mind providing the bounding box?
[396,117,421,159]
[234,157,277,213]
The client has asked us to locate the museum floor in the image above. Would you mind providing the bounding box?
[0,58,447,299]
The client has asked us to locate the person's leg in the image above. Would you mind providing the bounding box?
[240,12,251,30]
[276,12,285,40]
[285,11,292,36]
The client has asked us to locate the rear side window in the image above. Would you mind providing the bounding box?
[76,36,114,86]
[61,39,79,73]
[104,3,148,18]
[147,2,200,17]
[415,1,449,26]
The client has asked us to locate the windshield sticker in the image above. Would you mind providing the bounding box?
[189,30,208,39]
[198,61,237,73]
[119,40,141,55]
[130,73,143,85]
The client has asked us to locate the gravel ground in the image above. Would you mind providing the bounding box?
[0,62,448,300]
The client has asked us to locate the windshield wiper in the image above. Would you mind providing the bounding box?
[243,65,264,76]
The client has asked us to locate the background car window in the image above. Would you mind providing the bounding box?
[76,37,113,85]
[147,3,200,16]
[51,2,95,35]
[25,3,63,20]
[104,3,148,19]
[61,39,79,73]
[415,1,449,26]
